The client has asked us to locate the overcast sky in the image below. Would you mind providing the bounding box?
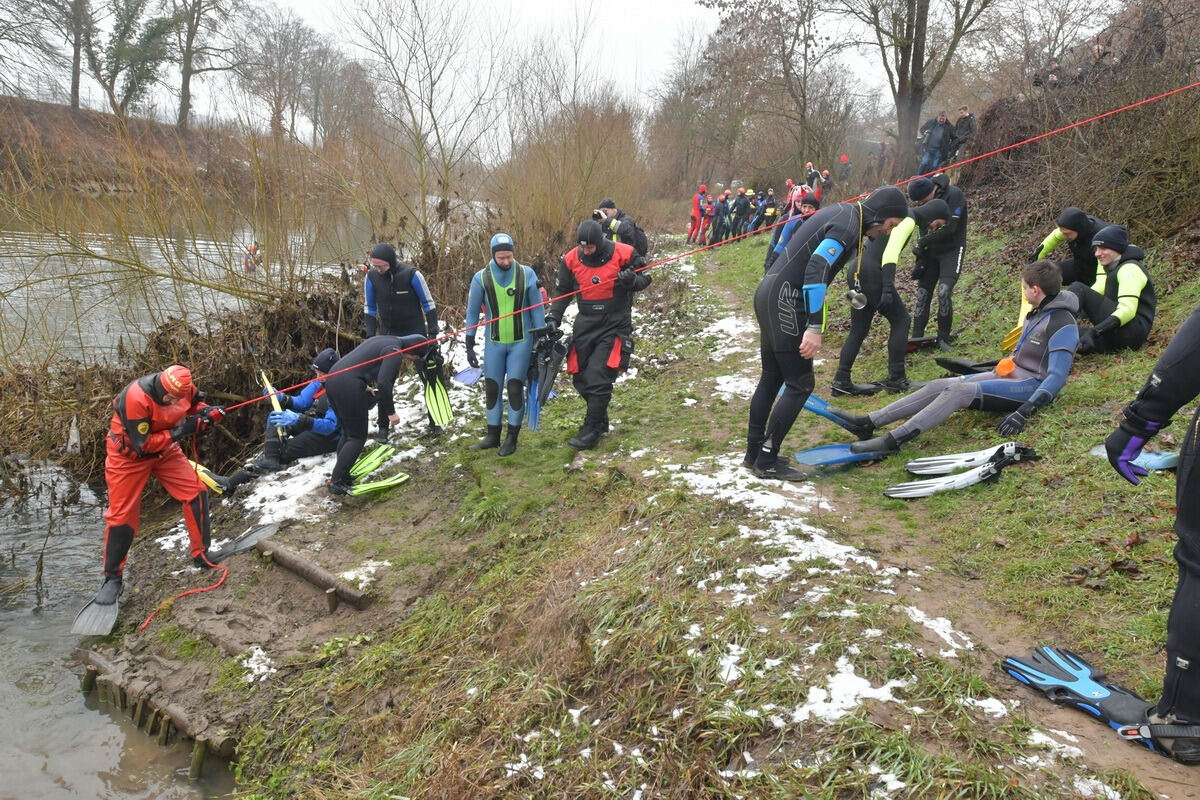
[284,0,721,103]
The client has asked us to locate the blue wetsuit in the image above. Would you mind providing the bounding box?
[465,260,546,426]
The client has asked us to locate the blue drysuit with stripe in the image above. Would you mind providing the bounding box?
[866,290,1079,441]
[464,260,546,426]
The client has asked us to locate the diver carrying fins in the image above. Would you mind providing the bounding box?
[1003,646,1200,763]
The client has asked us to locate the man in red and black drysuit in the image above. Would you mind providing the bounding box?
[546,220,652,450]
[96,365,225,605]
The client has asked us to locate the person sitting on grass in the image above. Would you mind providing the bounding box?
[1066,224,1155,356]
[828,260,1079,455]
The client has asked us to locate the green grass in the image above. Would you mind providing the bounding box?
[219,230,1171,799]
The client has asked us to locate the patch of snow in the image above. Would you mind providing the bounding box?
[719,644,745,683]
[1072,778,1121,799]
[1027,730,1084,759]
[790,653,912,724]
[958,697,1012,718]
[901,606,974,655]
[241,646,277,683]
[338,559,392,590]
[503,753,544,780]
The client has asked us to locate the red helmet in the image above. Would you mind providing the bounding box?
[822,169,830,177]
[839,154,849,163]
[160,364,193,397]
[738,187,746,194]
[699,184,707,193]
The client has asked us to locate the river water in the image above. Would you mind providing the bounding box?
[0,466,234,799]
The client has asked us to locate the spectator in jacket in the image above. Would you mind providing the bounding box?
[918,112,955,174]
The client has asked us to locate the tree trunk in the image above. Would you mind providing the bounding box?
[177,54,193,130]
[69,0,86,110]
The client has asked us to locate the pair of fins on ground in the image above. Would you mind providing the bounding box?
[70,522,282,636]
[452,325,568,432]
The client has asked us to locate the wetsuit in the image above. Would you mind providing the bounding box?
[865,291,1078,442]
[1068,245,1155,354]
[364,256,443,433]
[748,187,908,470]
[910,174,968,344]
[1110,305,1200,736]
[1032,207,1109,288]
[732,193,751,236]
[548,239,651,438]
[102,374,215,578]
[324,335,423,487]
[224,379,341,491]
[465,259,546,427]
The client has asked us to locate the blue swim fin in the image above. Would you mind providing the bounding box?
[794,444,887,467]
[1002,646,1159,750]
[526,376,541,431]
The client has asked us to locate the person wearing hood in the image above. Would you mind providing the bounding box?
[687,184,707,244]
[323,334,428,494]
[463,233,546,456]
[834,199,952,396]
[1030,206,1110,289]
[907,174,969,350]
[732,187,752,237]
[746,185,910,480]
[363,242,446,438]
[832,260,1079,455]
[93,365,226,605]
[1067,224,1155,355]
[546,220,652,450]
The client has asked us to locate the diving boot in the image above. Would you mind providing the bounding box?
[567,424,602,450]
[193,552,214,570]
[469,424,502,451]
[498,425,521,457]
[752,454,810,482]
[94,577,123,606]
[880,376,915,393]
[743,440,764,469]
[831,378,883,397]
[826,406,876,440]
[850,428,919,455]
[1147,711,1200,764]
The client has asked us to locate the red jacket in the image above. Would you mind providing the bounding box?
[108,374,205,457]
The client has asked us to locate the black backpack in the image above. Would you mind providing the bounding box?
[631,223,649,257]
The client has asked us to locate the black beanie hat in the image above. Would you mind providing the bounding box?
[861,186,909,227]
[313,348,339,373]
[369,242,398,267]
[598,198,616,210]
[907,177,935,201]
[1091,224,1129,254]
[800,193,820,209]
[576,220,605,247]
[1057,206,1090,232]
[912,198,950,226]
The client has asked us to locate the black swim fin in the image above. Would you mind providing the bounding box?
[208,523,279,563]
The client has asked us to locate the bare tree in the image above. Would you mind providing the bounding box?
[3,0,60,95]
[83,0,177,117]
[168,0,238,131]
[839,0,997,173]
[233,3,313,139]
[355,0,502,270]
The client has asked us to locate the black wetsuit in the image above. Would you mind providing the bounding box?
[323,336,415,486]
[1068,245,1155,354]
[835,228,910,385]
[1118,304,1200,727]
[910,174,968,343]
[1034,209,1109,287]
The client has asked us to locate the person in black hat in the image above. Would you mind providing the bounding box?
[1029,206,1110,288]
[219,349,345,493]
[1066,224,1155,355]
[546,219,652,450]
[746,185,909,480]
[907,173,969,350]
[363,242,446,439]
[594,197,640,250]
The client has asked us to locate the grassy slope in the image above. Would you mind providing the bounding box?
[222,234,1189,799]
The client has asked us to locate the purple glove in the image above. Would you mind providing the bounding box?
[1104,420,1161,485]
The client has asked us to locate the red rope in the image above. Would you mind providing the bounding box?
[220,79,1200,407]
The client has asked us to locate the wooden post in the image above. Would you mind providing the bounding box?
[157,715,171,746]
[133,697,146,727]
[254,541,368,608]
[81,667,97,694]
[325,587,339,614]
[188,738,208,781]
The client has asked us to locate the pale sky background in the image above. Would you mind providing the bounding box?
[285,0,722,103]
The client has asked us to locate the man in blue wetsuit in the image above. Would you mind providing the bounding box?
[746,185,910,480]
[363,242,445,438]
[463,233,546,456]
[836,260,1079,454]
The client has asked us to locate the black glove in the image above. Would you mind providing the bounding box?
[171,415,201,441]
[617,266,637,288]
[878,286,897,310]
[1029,246,1043,264]
[465,336,479,369]
[1093,315,1120,336]
[544,318,559,335]
[996,403,1035,436]
[910,262,925,281]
